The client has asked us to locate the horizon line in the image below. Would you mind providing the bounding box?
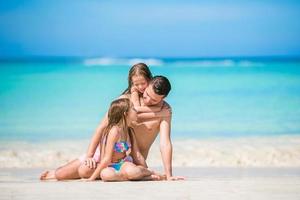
[1,55,300,62]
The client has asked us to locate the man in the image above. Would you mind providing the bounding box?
[40,76,183,181]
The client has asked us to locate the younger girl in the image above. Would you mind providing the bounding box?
[122,63,171,119]
[88,98,159,181]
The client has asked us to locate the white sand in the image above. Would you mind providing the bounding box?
[1,136,300,199]
[1,167,300,200]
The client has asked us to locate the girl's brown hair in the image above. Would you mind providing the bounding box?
[100,98,134,159]
[122,63,153,94]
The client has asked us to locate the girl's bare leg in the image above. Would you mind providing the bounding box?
[120,162,162,181]
[100,167,127,181]
[54,159,82,180]
[136,166,166,181]
[78,164,96,178]
[40,159,89,181]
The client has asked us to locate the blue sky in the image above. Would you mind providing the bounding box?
[0,0,300,58]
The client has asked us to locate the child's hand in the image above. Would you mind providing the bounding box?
[130,86,139,93]
[84,158,97,169]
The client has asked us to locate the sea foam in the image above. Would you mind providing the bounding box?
[83,57,164,66]
[83,57,265,68]
[1,136,300,168]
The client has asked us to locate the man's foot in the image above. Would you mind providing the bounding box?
[40,170,56,181]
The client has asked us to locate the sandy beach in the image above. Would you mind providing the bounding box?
[1,136,300,199]
[1,167,300,200]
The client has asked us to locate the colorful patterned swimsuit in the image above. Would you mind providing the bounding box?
[108,141,133,172]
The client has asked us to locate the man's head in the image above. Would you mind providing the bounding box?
[143,75,171,106]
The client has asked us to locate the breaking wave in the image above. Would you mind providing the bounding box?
[1,136,300,168]
[83,57,266,67]
[83,57,164,66]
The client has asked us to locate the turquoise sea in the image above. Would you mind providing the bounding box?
[1,57,300,142]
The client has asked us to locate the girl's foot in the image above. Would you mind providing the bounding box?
[150,174,162,180]
[150,170,167,180]
[40,170,56,181]
[141,173,166,181]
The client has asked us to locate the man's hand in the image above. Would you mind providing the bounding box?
[167,176,185,181]
[84,158,97,169]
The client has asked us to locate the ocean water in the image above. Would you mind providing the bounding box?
[1,58,300,141]
[1,58,300,168]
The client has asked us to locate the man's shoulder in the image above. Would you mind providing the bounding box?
[161,100,172,119]
[162,100,172,110]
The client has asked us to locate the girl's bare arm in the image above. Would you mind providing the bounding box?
[137,102,172,120]
[130,87,141,108]
[86,112,109,157]
[88,127,119,181]
[130,87,161,113]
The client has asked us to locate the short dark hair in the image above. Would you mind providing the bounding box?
[150,76,171,97]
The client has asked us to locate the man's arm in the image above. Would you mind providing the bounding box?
[159,104,184,181]
[159,114,173,179]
